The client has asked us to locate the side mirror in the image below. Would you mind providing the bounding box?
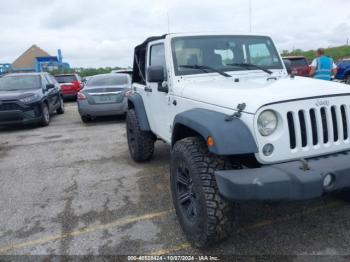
[147,66,165,83]
[46,84,55,90]
[283,59,292,74]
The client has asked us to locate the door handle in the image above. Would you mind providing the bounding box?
[144,86,152,92]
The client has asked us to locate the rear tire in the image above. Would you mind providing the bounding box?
[56,97,65,114]
[40,103,50,126]
[81,116,91,123]
[333,189,350,201]
[170,137,236,248]
[345,75,350,85]
[126,108,156,162]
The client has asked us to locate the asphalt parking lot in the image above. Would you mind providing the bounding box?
[1,102,350,259]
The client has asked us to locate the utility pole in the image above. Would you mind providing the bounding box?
[347,38,349,46]
[249,0,252,32]
[167,11,170,34]
[166,0,170,34]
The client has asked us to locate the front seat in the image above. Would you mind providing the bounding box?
[187,54,199,66]
[204,53,222,67]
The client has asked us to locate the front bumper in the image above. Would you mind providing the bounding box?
[0,110,42,125]
[215,152,350,201]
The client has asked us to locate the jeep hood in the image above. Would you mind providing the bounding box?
[181,76,350,114]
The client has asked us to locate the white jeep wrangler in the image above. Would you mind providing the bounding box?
[126,33,350,247]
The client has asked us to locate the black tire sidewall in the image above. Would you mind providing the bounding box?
[81,116,90,123]
[57,97,65,114]
[126,108,155,162]
[126,110,137,157]
[170,144,209,246]
[346,75,350,85]
[41,103,50,126]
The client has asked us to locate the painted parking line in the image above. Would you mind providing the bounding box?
[147,201,342,256]
[149,243,192,256]
[0,201,343,255]
[0,209,174,254]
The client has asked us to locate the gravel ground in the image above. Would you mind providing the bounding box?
[0,102,350,261]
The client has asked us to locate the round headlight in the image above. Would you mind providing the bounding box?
[258,110,278,136]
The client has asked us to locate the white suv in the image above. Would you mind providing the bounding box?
[126,33,350,247]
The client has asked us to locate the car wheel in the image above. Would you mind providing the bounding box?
[345,75,350,85]
[40,103,50,126]
[126,108,156,162]
[170,137,236,248]
[333,189,350,201]
[81,116,91,123]
[56,97,65,114]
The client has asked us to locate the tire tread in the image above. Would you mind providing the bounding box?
[172,137,235,247]
[126,109,155,162]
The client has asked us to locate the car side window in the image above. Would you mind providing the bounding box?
[149,44,165,66]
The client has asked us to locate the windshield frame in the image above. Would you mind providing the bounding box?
[0,75,42,91]
[171,35,284,76]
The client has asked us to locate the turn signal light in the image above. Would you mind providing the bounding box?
[77,92,86,100]
[207,136,214,147]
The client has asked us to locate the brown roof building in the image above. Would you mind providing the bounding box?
[12,45,50,69]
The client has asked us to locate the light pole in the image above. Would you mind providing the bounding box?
[249,0,252,32]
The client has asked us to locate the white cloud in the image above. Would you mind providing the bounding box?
[0,0,349,67]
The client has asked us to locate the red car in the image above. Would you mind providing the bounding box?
[282,56,310,77]
[55,73,83,100]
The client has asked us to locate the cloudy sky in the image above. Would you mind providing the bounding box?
[0,0,349,68]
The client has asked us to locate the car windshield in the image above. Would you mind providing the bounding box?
[0,75,41,91]
[55,75,77,83]
[289,58,308,67]
[172,35,283,76]
[87,75,129,86]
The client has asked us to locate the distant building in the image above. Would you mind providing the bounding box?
[12,45,50,70]
[9,45,70,73]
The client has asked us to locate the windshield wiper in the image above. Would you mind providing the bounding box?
[226,63,273,75]
[179,64,232,78]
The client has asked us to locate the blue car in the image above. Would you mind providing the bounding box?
[335,59,350,84]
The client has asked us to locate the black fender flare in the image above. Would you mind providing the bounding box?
[127,93,151,131]
[172,108,258,155]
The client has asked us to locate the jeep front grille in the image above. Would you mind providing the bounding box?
[287,105,349,150]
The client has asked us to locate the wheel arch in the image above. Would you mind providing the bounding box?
[172,108,258,155]
[127,93,151,131]
[345,69,350,78]
[42,99,49,109]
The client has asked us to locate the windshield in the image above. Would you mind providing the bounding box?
[87,75,129,86]
[171,35,283,76]
[55,75,77,83]
[0,75,41,91]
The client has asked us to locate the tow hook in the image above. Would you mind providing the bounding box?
[225,103,246,121]
[299,158,310,171]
